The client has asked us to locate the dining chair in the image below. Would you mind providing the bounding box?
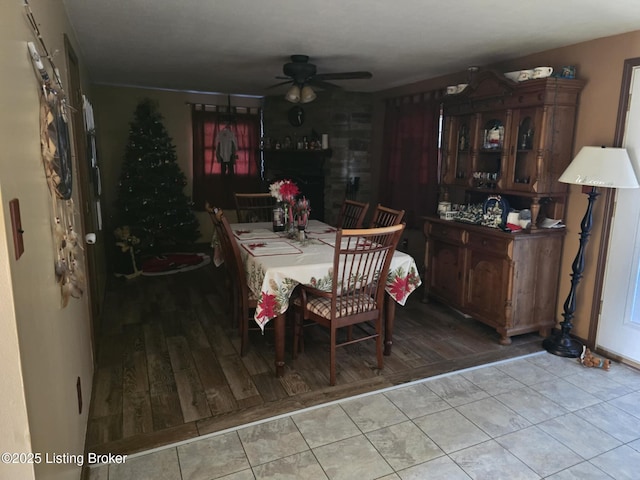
[293,223,405,385]
[369,203,405,228]
[234,193,276,223]
[206,203,235,323]
[335,199,369,229]
[208,205,258,356]
[207,204,239,328]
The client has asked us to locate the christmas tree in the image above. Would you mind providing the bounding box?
[116,99,199,253]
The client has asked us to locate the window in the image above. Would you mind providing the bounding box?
[192,105,262,209]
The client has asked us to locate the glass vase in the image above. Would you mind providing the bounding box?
[286,203,295,237]
[296,211,309,231]
[296,211,309,241]
[272,203,285,232]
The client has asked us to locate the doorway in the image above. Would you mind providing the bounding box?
[64,35,106,350]
[596,59,640,365]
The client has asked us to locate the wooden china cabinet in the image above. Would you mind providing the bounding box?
[424,70,584,344]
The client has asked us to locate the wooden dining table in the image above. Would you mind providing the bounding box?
[226,219,422,377]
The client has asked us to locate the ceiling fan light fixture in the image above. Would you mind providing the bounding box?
[300,85,316,103]
[285,84,301,103]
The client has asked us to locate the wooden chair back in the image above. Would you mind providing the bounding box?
[208,204,256,355]
[331,224,404,314]
[369,204,405,228]
[336,199,369,229]
[295,223,405,385]
[234,193,275,223]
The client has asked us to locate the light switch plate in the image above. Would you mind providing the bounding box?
[9,199,24,260]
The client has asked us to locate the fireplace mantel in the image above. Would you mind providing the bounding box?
[262,149,331,221]
[261,149,331,174]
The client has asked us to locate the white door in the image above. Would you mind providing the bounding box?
[597,65,640,363]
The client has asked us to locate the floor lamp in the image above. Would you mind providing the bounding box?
[543,146,639,357]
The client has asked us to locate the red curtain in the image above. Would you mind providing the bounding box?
[192,106,262,210]
[379,96,440,227]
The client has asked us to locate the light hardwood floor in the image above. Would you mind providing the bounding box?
[85,248,543,455]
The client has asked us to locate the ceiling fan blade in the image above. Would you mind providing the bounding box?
[267,80,293,89]
[314,71,373,81]
[307,79,342,90]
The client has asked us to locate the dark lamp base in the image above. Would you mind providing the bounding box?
[542,333,583,358]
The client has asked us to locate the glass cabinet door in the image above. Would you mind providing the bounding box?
[443,114,475,186]
[474,111,510,190]
[506,108,543,191]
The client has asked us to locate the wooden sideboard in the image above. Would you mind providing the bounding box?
[425,70,583,344]
[423,217,565,344]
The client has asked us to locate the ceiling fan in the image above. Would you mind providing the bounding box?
[271,54,373,103]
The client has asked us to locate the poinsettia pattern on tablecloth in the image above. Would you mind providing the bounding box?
[249,248,421,329]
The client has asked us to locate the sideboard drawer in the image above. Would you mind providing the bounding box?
[428,222,465,244]
[467,231,511,256]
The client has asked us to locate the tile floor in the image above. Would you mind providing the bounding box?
[88,352,640,480]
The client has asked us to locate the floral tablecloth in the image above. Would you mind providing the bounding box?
[229,220,422,330]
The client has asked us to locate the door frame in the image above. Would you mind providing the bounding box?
[64,35,102,355]
[588,57,640,359]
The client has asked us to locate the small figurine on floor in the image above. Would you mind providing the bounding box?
[579,346,611,370]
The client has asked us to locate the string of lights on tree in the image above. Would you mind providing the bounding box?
[116,99,199,252]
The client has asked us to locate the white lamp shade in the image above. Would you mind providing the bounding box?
[284,85,301,103]
[300,85,317,104]
[559,146,640,188]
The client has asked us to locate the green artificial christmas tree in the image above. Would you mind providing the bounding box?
[116,99,199,254]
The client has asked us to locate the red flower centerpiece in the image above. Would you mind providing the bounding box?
[269,179,299,203]
[270,179,300,233]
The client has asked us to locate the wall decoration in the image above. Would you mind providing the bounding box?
[25,0,84,307]
[41,90,73,199]
[288,106,305,126]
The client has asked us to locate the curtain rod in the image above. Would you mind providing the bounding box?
[187,102,261,114]
[185,95,263,109]
[385,89,444,107]
[185,101,234,108]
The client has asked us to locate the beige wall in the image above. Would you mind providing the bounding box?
[0,184,35,480]
[1,1,95,479]
[92,86,262,244]
[373,30,640,340]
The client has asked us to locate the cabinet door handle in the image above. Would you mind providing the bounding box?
[482,239,488,246]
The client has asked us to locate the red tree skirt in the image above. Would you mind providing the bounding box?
[141,252,211,276]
